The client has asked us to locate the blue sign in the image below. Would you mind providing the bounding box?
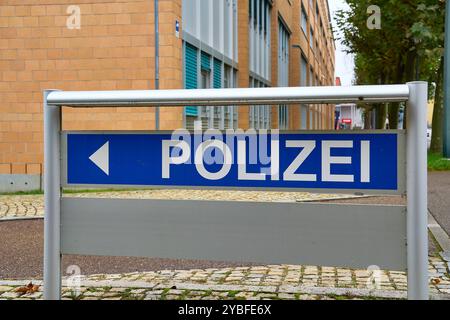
[66,132,399,191]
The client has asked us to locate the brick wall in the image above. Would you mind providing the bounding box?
[0,0,335,177]
[0,0,183,175]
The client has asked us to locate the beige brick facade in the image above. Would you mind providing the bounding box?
[0,0,334,177]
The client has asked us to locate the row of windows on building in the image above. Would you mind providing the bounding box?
[301,1,332,71]
[183,39,329,131]
[183,0,332,131]
[184,42,238,130]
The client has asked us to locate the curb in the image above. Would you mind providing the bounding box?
[428,210,450,253]
[1,278,449,300]
[0,216,43,222]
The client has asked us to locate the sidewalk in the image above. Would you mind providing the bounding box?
[1,190,449,300]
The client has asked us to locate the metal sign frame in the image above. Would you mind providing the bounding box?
[43,82,428,300]
[60,130,406,195]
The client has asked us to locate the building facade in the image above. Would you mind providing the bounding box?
[0,0,335,190]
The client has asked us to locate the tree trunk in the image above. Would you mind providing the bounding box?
[430,57,444,154]
[376,104,387,129]
[388,103,400,129]
[364,106,372,129]
[403,50,417,129]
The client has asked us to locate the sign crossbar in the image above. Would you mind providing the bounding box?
[45,85,410,107]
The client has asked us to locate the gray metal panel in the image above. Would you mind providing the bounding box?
[61,198,407,271]
[0,174,41,193]
[60,130,406,195]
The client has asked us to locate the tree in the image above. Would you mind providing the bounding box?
[335,0,445,141]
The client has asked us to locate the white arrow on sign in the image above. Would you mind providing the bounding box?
[89,141,109,175]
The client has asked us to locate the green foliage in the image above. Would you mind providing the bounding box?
[428,153,450,171]
[335,0,445,132]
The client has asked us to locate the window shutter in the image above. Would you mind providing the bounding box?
[201,52,211,71]
[213,59,222,89]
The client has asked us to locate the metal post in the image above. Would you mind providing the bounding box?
[444,0,450,157]
[43,90,62,300]
[406,81,429,300]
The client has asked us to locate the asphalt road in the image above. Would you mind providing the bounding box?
[0,171,449,279]
[428,171,450,237]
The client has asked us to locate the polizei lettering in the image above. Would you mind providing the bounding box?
[162,130,371,184]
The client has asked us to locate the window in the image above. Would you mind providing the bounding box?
[200,1,210,43]
[278,19,290,87]
[249,0,271,81]
[301,5,308,35]
[300,55,308,86]
[249,77,271,129]
[184,42,199,129]
[278,19,290,130]
[279,105,289,130]
[316,109,319,128]
[201,70,210,89]
[301,105,308,129]
[316,0,319,19]
[310,27,314,49]
[309,67,314,86]
[224,65,238,129]
[182,0,196,36]
[200,53,212,129]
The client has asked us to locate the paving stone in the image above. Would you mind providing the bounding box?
[83,291,105,297]
[1,291,21,298]
[0,286,13,292]
[23,292,42,299]
[82,297,100,300]
[278,293,296,299]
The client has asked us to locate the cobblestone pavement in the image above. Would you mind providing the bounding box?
[0,190,363,220]
[0,257,449,300]
[0,195,44,220]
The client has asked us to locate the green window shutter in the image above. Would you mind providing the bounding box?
[201,51,211,71]
[185,43,198,117]
[213,59,222,89]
